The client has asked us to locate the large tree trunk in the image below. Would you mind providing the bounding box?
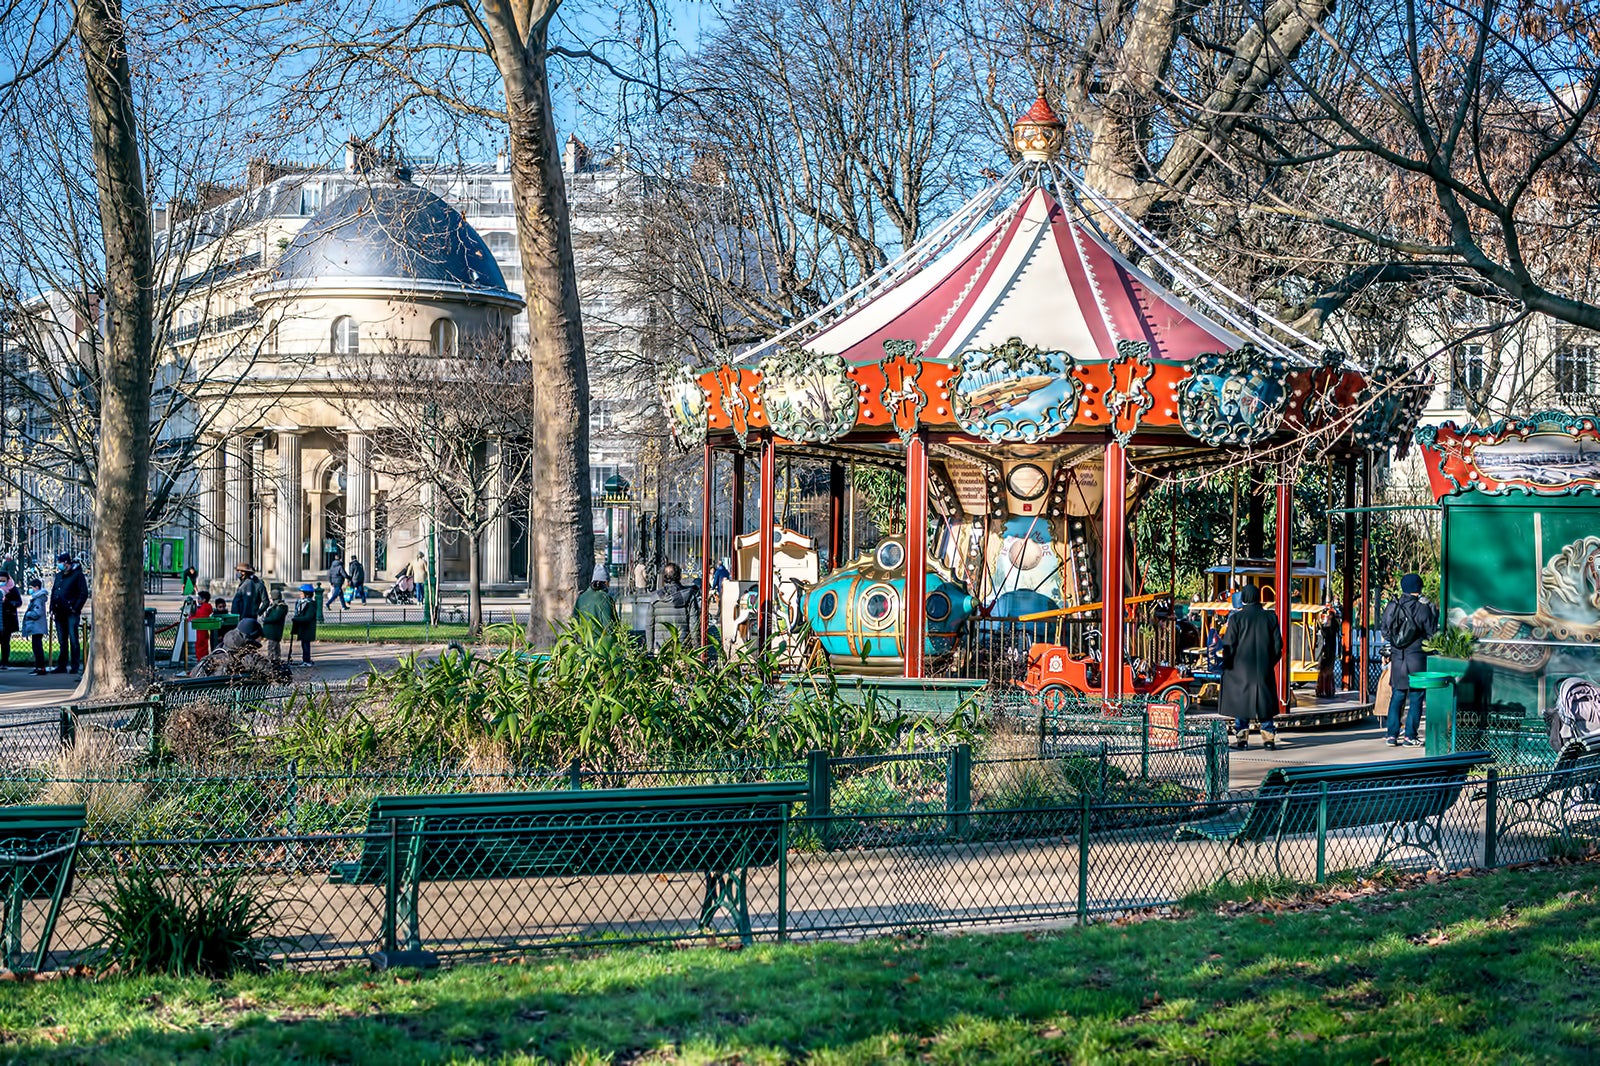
[482,4,594,646]
[77,0,154,693]
[467,521,483,637]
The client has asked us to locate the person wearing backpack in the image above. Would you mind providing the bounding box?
[1380,572,1439,747]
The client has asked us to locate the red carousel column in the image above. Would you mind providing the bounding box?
[757,434,777,649]
[1275,473,1294,713]
[699,442,715,646]
[903,431,929,679]
[1101,440,1127,702]
[827,461,846,572]
[1358,451,1373,705]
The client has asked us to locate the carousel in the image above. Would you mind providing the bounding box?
[661,98,1427,712]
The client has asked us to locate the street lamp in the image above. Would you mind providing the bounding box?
[601,473,631,579]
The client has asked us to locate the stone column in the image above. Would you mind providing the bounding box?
[345,429,372,570]
[307,489,325,579]
[197,437,225,587]
[274,430,303,584]
[224,435,252,572]
[251,436,268,572]
[482,439,511,585]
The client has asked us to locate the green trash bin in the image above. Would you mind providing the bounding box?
[1410,671,1457,757]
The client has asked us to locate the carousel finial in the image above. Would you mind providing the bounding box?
[1013,95,1065,163]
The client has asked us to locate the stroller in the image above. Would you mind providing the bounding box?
[384,567,418,605]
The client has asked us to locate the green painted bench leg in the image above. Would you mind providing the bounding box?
[734,870,751,947]
[401,824,425,953]
[34,835,79,973]
[699,871,721,930]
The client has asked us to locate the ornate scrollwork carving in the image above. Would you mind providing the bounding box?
[757,347,858,443]
[660,364,709,447]
[878,339,927,446]
[949,337,1079,444]
[1176,344,1292,446]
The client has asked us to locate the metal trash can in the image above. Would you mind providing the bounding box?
[1411,671,1457,756]
[143,608,158,665]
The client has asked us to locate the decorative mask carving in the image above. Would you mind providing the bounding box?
[660,364,708,447]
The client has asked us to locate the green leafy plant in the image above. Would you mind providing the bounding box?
[1423,624,1477,659]
[88,863,284,977]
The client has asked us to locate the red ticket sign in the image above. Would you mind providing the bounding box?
[1146,701,1182,751]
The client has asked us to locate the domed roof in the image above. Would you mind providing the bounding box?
[259,179,520,305]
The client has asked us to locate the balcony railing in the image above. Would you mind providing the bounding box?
[166,307,263,344]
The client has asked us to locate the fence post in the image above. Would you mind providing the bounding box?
[1484,767,1499,869]
[1316,781,1329,883]
[806,749,832,849]
[58,708,74,751]
[1076,792,1090,926]
[1140,708,1150,781]
[381,816,399,956]
[1204,726,1222,803]
[946,744,971,839]
[1037,700,1048,757]
[568,757,582,791]
[1097,740,1108,799]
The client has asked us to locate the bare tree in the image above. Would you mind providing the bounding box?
[342,333,535,634]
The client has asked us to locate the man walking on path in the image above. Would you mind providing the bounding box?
[575,563,617,626]
[1220,583,1284,750]
[1382,572,1439,747]
[260,590,289,665]
[348,556,368,605]
[326,557,347,610]
[231,564,269,620]
[48,553,88,674]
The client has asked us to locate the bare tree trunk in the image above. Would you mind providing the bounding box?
[77,0,153,693]
[482,6,593,646]
[467,523,483,637]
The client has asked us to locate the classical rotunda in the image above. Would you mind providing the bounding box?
[185,165,526,590]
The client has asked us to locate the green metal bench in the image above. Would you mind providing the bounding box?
[1176,751,1493,873]
[0,805,85,971]
[332,781,808,966]
[1491,737,1600,839]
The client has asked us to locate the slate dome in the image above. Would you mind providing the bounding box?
[261,178,519,304]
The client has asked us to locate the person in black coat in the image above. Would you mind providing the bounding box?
[1381,572,1439,747]
[48,553,89,674]
[1220,583,1284,750]
[0,573,19,669]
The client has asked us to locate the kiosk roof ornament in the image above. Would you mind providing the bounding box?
[1013,96,1065,163]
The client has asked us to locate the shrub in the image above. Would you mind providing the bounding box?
[162,700,241,768]
[43,730,145,832]
[88,863,283,977]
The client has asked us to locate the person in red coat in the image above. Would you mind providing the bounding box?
[191,596,214,660]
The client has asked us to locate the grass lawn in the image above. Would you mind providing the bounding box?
[5,860,1600,1064]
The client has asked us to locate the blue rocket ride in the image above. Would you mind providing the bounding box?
[803,537,976,673]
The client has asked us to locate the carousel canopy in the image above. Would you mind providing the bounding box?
[661,98,1424,456]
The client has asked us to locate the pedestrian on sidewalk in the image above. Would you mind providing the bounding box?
[1381,572,1439,748]
[0,572,19,669]
[261,589,290,664]
[1220,583,1283,750]
[20,578,47,675]
[48,553,88,675]
[191,593,215,659]
[291,583,318,665]
[231,563,269,620]
[326,557,347,610]
[348,556,368,605]
[182,566,197,597]
[650,561,702,649]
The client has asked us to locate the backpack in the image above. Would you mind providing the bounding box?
[1384,598,1426,650]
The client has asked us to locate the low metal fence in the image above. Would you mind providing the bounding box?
[13,763,1595,969]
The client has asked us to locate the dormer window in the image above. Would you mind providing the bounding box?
[331,316,360,355]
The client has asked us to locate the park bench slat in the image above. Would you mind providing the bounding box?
[0,804,85,972]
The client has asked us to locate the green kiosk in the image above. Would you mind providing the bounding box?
[1415,411,1600,766]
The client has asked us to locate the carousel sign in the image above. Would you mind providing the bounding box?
[950,337,1081,444]
[1416,410,1600,496]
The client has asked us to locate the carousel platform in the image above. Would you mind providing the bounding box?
[1193,689,1375,729]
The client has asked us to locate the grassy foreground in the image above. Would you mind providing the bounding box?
[5,861,1600,1064]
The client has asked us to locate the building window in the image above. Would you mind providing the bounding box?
[331,316,360,355]
[1555,345,1596,396]
[299,184,322,216]
[430,318,457,357]
[486,232,516,262]
[1448,344,1486,408]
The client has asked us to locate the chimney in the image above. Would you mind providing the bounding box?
[496,144,508,174]
[345,138,356,172]
[563,134,586,177]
